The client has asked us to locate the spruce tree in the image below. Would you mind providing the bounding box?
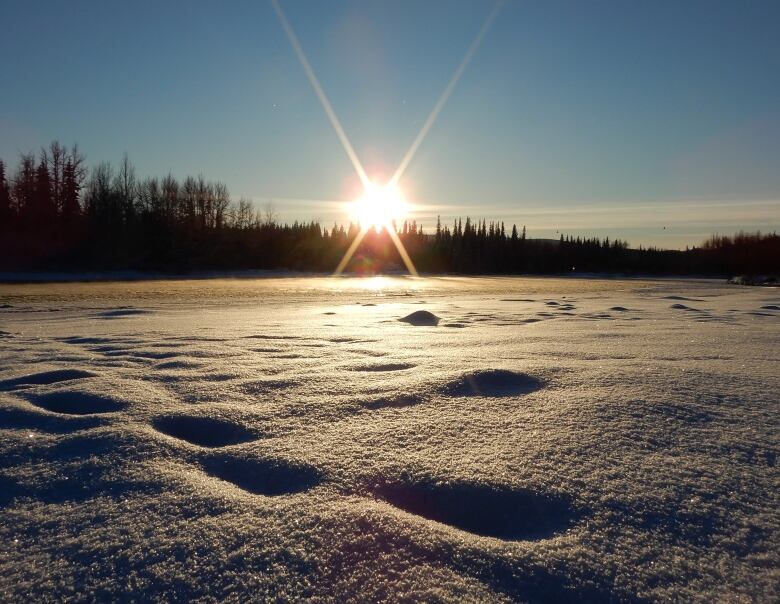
[36,158,53,213]
[61,159,81,224]
[0,160,11,224]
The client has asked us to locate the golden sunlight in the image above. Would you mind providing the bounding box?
[350,181,409,231]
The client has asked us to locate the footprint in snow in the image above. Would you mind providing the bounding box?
[0,369,97,391]
[352,363,416,372]
[199,454,322,496]
[24,391,127,415]
[440,369,544,397]
[153,415,259,448]
[372,478,580,541]
[97,308,153,319]
[362,394,426,410]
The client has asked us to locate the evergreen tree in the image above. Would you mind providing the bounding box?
[0,160,11,223]
[61,159,82,223]
[13,153,36,218]
[2,141,777,276]
[30,156,54,224]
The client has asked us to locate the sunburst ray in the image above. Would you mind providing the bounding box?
[271,0,370,188]
[389,1,503,187]
[271,0,503,278]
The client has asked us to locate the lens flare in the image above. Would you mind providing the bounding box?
[271,0,503,278]
[351,182,408,231]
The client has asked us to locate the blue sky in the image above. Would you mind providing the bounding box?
[1,0,778,248]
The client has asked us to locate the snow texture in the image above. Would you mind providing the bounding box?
[0,275,778,602]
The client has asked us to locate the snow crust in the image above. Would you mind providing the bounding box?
[0,276,777,602]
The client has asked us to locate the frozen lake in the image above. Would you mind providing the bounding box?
[0,276,778,601]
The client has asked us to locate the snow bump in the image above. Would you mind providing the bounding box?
[398,310,440,326]
[670,303,698,311]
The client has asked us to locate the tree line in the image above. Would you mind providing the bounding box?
[0,142,777,277]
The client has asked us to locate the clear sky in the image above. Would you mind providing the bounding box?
[1,0,779,248]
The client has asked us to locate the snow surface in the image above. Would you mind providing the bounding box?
[0,275,778,602]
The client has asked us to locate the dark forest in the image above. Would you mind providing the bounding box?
[1,143,777,278]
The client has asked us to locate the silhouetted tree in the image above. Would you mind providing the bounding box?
[1,142,777,276]
[12,153,36,219]
[32,157,54,224]
[61,159,81,224]
[0,160,11,224]
[115,152,137,222]
[44,141,66,214]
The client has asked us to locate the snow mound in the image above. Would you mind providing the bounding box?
[440,369,544,397]
[0,369,97,390]
[399,310,440,326]
[153,415,258,448]
[670,303,698,311]
[25,391,127,415]
[199,455,322,496]
[374,479,578,541]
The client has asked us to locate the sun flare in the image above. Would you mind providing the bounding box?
[350,181,409,231]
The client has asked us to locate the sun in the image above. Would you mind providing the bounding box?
[350,181,409,231]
